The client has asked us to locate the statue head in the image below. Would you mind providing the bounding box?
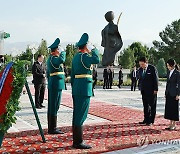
[105,11,114,22]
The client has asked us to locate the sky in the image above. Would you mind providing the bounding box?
[0,0,180,52]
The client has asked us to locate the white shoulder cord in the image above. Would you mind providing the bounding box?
[50,56,63,70]
[81,53,93,70]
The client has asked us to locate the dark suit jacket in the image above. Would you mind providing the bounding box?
[130,70,138,80]
[119,70,123,80]
[32,61,46,84]
[139,64,159,95]
[165,69,180,97]
[108,69,114,80]
[103,69,108,79]
[93,69,98,80]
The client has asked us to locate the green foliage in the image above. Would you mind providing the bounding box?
[19,60,31,66]
[153,19,180,63]
[98,53,103,67]
[3,54,12,63]
[159,78,167,82]
[35,39,49,60]
[118,42,150,68]
[0,61,26,133]
[96,79,132,86]
[122,79,132,86]
[18,46,32,62]
[157,58,167,78]
[64,44,78,67]
[130,42,149,64]
[148,47,160,65]
[119,48,135,69]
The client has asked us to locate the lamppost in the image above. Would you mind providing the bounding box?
[29,44,37,64]
[32,48,36,64]
[0,31,10,55]
[11,50,17,62]
[0,31,4,55]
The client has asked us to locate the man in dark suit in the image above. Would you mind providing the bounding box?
[130,66,138,91]
[32,55,46,109]
[118,67,123,88]
[103,68,108,89]
[138,57,158,125]
[108,65,114,89]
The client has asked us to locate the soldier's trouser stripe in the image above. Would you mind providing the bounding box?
[72,95,90,126]
[48,89,62,116]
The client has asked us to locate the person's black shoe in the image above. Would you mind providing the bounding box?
[36,106,41,109]
[48,129,64,134]
[139,121,146,124]
[73,143,92,149]
[165,127,171,130]
[40,105,45,108]
[165,126,176,131]
[72,126,91,149]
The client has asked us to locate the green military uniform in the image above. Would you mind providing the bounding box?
[71,33,100,149]
[47,38,66,134]
[71,49,99,125]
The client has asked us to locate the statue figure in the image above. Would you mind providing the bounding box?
[101,11,123,66]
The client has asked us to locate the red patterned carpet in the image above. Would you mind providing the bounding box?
[0,88,180,153]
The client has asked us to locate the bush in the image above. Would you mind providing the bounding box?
[96,79,132,86]
[159,78,167,82]
[122,79,132,86]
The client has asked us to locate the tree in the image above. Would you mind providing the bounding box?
[153,19,180,64]
[35,39,49,60]
[129,42,149,65]
[98,53,103,67]
[119,48,135,69]
[118,42,149,68]
[19,46,32,62]
[147,47,159,65]
[157,58,167,78]
[65,44,78,68]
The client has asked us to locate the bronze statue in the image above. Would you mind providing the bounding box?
[101,11,123,66]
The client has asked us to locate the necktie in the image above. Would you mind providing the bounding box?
[142,69,146,78]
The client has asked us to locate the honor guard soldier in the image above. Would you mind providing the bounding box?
[47,38,66,134]
[71,33,100,149]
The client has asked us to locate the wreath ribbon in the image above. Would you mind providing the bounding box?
[0,62,14,95]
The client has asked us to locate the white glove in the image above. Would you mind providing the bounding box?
[59,47,64,52]
[87,43,95,51]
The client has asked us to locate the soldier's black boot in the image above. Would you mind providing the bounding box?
[72,126,92,149]
[48,115,64,134]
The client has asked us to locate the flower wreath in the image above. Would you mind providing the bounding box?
[0,61,26,133]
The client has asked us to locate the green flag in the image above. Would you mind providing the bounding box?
[3,32,10,39]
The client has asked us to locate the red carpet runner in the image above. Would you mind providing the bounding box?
[0,88,180,153]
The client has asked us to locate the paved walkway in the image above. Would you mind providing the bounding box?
[6,76,180,153]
